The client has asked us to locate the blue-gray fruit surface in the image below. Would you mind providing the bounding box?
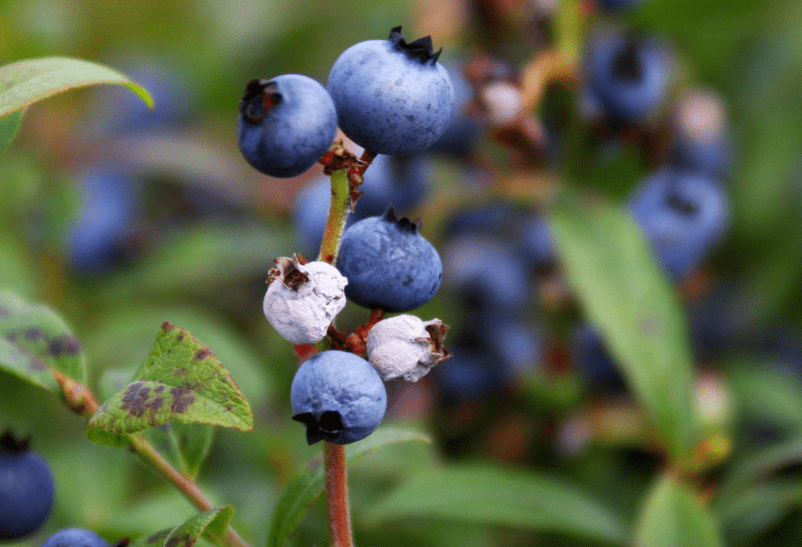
[327,26,455,155]
[238,74,337,178]
[336,206,442,312]
[291,350,387,445]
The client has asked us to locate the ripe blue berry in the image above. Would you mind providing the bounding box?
[585,32,671,123]
[291,350,387,445]
[336,206,442,312]
[327,26,455,154]
[40,528,110,547]
[238,75,337,178]
[627,169,730,278]
[0,434,55,540]
[353,153,430,221]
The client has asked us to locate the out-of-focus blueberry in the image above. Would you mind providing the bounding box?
[517,215,556,271]
[434,342,503,402]
[627,169,730,279]
[585,31,672,124]
[573,323,626,394]
[354,153,430,220]
[442,234,531,313]
[64,166,140,276]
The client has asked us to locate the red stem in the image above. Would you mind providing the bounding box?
[324,442,353,547]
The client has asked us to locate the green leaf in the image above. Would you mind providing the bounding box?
[0,57,153,118]
[633,473,724,547]
[267,428,431,547]
[86,321,253,440]
[144,422,214,480]
[726,357,802,432]
[550,189,697,462]
[0,107,23,155]
[715,480,801,545]
[366,464,627,545]
[129,505,234,547]
[0,289,86,391]
[717,435,802,502]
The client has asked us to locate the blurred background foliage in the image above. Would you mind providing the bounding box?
[3,0,802,546]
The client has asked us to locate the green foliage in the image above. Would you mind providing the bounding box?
[268,429,431,547]
[551,189,697,463]
[0,289,86,391]
[0,108,23,155]
[128,506,234,547]
[633,474,724,547]
[366,464,628,545]
[86,321,253,442]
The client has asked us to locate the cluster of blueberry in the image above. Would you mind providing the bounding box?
[238,27,455,445]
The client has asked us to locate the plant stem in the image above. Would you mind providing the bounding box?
[324,442,353,547]
[317,162,351,265]
[127,433,251,547]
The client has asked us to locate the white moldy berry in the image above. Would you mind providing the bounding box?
[263,255,347,345]
[366,315,450,382]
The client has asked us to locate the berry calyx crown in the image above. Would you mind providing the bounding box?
[389,26,442,65]
[239,79,282,124]
[380,204,422,234]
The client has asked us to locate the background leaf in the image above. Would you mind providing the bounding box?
[128,505,234,547]
[365,464,628,545]
[0,57,153,117]
[0,107,23,155]
[550,189,698,462]
[633,473,724,547]
[0,289,86,391]
[268,428,431,547]
[144,422,215,480]
[86,321,252,439]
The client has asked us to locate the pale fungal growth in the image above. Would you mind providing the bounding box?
[263,255,348,344]
[366,314,451,382]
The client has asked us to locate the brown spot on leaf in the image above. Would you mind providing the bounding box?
[48,335,82,357]
[176,333,185,341]
[165,534,193,547]
[25,328,44,340]
[121,382,151,417]
[194,348,211,360]
[28,357,46,371]
[154,384,165,393]
[0,306,9,318]
[161,321,175,331]
[170,387,195,413]
[146,530,170,545]
[146,397,164,410]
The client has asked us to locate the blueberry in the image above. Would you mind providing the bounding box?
[434,335,504,402]
[517,215,556,272]
[64,166,140,277]
[327,26,455,154]
[291,350,387,445]
[336,206,442,312]
[40,528,110,547]
[627,169,730,279]
[353,153,430,221]
[585,32,671,123]
[0,434,55,540]
[442,234,531,314]
[238,75,337,178]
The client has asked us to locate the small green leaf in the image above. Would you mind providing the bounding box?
[550,189,697,462]
[633,473,724,547]
[129,505,234,547]
[0,57,153,117]
[267,428,431,547]
[0,289,86,391]
[366,464,628,545]
[144,422,215,480]
[0,107,23,155]
[86,322,253,438]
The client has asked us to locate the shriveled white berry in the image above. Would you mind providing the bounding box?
[366,315,450,382]
[263,255,347,344]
